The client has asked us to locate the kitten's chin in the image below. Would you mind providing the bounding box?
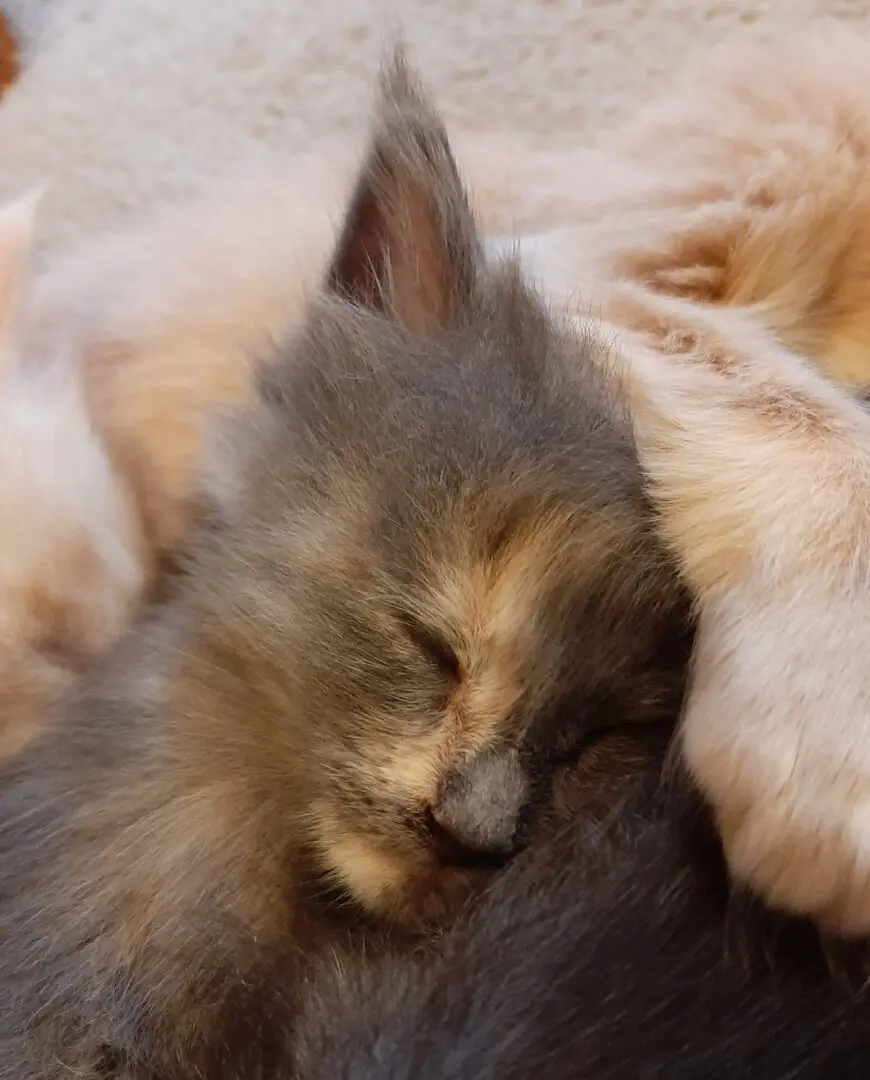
[318,827,484,930]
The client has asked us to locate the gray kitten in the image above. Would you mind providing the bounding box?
[0,59,692,1079]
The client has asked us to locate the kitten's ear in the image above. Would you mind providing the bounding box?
[0,186,41,345]
[325,52,483,335]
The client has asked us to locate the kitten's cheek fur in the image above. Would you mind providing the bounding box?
[312,813,479,927]
[320,829,414,908]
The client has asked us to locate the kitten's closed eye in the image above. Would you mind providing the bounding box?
[527,685,630,770]
[399,615,462,682]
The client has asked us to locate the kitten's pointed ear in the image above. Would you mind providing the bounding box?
[0,186,41,343]
[325,53,483,335]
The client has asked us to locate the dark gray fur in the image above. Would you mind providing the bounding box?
[295,745,870,1080]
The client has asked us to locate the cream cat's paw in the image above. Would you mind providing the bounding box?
[612,282,870,938]
[681,616,870,937]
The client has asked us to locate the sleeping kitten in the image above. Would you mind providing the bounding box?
[0,60,692,1079]
[294,731,870,1080]
[0,76,565,757]
[0,191,146,759]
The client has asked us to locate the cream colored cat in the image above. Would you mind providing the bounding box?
[512,20,870,390]
[609,284,870,936]
[0,191,145,759]
[480,21,870,936]
[22,160,350,556]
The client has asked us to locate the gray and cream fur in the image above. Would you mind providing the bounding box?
[0,59,691,1078]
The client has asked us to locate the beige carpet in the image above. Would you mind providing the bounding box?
[0,0,869,259]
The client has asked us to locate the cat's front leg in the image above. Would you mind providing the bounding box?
[611,286,870,935]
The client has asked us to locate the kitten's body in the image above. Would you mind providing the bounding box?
[296,736,870,1080]
[598,26,870,937]
[0,64,691,1079]
[593,21,870,388]
[610,286,870,937]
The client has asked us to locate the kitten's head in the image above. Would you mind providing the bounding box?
[183,59,693,926]
[0,193,147,758]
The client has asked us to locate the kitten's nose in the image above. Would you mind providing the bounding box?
[427,746,529,868]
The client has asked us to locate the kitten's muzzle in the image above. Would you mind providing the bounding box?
[426,746,529,870]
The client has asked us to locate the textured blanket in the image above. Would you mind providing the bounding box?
[0,0,867,259]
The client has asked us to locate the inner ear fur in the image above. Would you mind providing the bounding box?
[325,53,484,336]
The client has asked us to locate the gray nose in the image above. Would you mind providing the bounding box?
[428,746,529,864]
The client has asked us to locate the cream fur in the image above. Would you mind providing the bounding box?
[511,21,870,393]
[0,192,146,758]
[610,288,870,936]
[23,162,351,553]
[0,2,863,260]
[514,22,870,934]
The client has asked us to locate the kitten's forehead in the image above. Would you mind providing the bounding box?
[277,266,625,483]
[234,270,645,613]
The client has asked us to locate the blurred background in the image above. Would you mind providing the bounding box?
[0,0,862,255]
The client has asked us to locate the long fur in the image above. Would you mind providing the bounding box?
[0,190,146,759]
[495,22,870,935]
[0,60,691,1078]
[608,284,870,936]
[508,20,870,395]
[592,20,870,389]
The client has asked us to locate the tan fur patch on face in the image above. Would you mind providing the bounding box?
[311,793,484,927]
[320,827,413,910]
[377,511,603,808]
[435,529,550,722]
[375,730,445,808]
[312,512,599,921]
